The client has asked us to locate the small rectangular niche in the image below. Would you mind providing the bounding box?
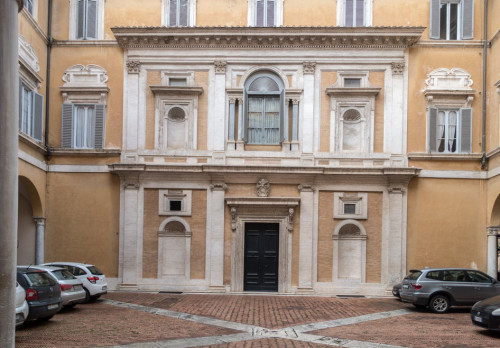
[159,189,192,216]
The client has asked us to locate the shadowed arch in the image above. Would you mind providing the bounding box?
[19,175,43,216]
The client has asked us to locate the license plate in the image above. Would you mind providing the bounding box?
[102,286,107,291]
[474,316,483,323]
[403,284,409,289]
[74,285,82,291]
[48,304,58,310]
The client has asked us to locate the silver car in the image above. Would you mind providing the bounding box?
[32,265,86,308]
[400,268,500,313]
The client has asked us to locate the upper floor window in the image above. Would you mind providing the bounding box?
[62,104,105,149]
[428,108,471,153]
[248,0,283,27]
[244,72,285,145]
[24,0,34,14]
[19,81,43,141]
[69,0,104,40]
[163,0,196,27]
[337,0,372,27]
[430,0,474,40]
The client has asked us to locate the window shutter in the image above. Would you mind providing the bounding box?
[19,78,23,130]
[280,90,285,142]
[86,0,98,39]
[62,104,74,148]
[256,0,264,26]
[429,0,441,39]
[94,104,105,149]
[460,108,472,153]
[77,0,85,39]
[33,92,44,142]
[179,0,189,26]
[462,0,474,39]
[428,108,438,152]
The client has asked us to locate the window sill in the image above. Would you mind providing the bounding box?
[49,148,121,157]
[408,153,482,161]
[19,132,45,152]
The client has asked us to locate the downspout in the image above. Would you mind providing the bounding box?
[44,0,53,157]
[481,0,488,169]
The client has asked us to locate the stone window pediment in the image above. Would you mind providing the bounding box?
[60,64,109,104]
[18,34,42,90]
[424,68,475,108]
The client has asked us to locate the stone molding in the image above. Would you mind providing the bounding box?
[111,26,425,49]
[303,61,316,74]
[214,61,227,74]
[210,183,227,191]
[391,62,405,75]
[298,184,315,192]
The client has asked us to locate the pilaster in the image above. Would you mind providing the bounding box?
[386,184,406,285]
[209,183,227,291]
[389,61,405,155]
[297,184,315,293]
[213,61,226,152]
[302,62,316,154]
[123,60,141,162]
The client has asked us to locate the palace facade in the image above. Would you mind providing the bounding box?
[16,0,500,295]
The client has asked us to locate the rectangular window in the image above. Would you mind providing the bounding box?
[77,0,98,40]
[248,97,280,144]
[24,0,34,14]
[169,78,188,86]
[430,0,474,40]
[428,107,472,153]
[256,0,276,27]
[345,0,365,27]
[344,78,362,88]
[19,82,43,141]
[168,0,189,26]
[61,103,105,149]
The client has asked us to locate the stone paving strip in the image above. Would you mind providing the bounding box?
[101,299,413,348]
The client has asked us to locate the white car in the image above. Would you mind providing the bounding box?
[42,262,107,302]
[15,281,29,327]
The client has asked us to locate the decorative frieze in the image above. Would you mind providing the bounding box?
[126,60,141,74]
[112,26,425,49]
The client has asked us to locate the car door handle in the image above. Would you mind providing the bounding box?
[445,287,452,290]
[474,287,481,291]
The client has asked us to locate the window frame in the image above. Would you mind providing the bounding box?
[337,0,372,27]
[430,0,474,40]
[69,0,105,40]
[19,80,43,142]
[248,0,283,27]
[427,107,472,154]
[243,72,286,145]
[162,0,197,27]
[61,103,106,149]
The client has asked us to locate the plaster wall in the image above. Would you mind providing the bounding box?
[407,178,487,271]
[45,173,120,276]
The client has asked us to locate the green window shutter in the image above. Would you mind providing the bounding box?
[461,0,474,39]
[33,92,44,142]
[429,0,441,39]
[94,104,105,149]
[428,107,438,152]
[62,103,74,148]
[460,108,472,153]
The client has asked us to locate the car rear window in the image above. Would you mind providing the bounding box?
[87,266,103,275]
[51,270,76,280]
[426,270,444,280]
[25,272,57,287]
[405,270,422,280]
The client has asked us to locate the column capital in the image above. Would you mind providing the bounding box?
[391,62,405,75]
[33,217,46,225]
[214,60,227,74]
[298,184,315,192]
[303,61,316,74]
[126,60,141,74]
[487,226,500,236]
[210,183,227,191]
[388,186,405,194]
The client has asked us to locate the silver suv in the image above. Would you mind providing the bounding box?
[400,268,500,313]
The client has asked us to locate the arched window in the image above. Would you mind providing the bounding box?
[244,72,285,145]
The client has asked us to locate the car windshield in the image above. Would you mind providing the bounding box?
[405,270,422,280]
[25,272,57,286]
[51,270,76,280]
[87,266,103,275]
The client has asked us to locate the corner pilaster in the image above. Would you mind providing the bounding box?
[297,184,315,293]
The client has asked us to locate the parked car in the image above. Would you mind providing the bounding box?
[392,283,402,298]
[16,266,62,321]
[400,268,500,313]
[471,294,500,331]
[15,281,29,327]
[31,265,86,308]
[42,262,107,302]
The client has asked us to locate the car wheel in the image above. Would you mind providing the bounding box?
[37,315,54,322]
[429,295,450,313]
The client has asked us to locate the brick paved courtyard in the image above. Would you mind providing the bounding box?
[15,292,500,347]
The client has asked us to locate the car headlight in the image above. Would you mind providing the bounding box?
[492,308,500,316]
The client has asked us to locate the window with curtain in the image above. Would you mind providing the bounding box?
[430,0,474,40]
[255,0,276,27]
[345,0,365,27]
[19,82,43,141]
[77,0,98,40]
[62,104,105,149]
[428,108,472,153]
[168,0,190,26]
[245,74,284,145]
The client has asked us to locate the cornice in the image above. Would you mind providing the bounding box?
[111,26,425,49]
[413,40,486,48]
[150,85,203,95]
[326,87,381,96]
[49,148,121,157]
[408,153,482,161]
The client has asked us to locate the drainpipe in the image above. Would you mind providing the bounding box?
[44,0,52,157]
[481,0,488,169]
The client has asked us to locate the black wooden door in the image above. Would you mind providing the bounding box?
[244,223,279,292]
